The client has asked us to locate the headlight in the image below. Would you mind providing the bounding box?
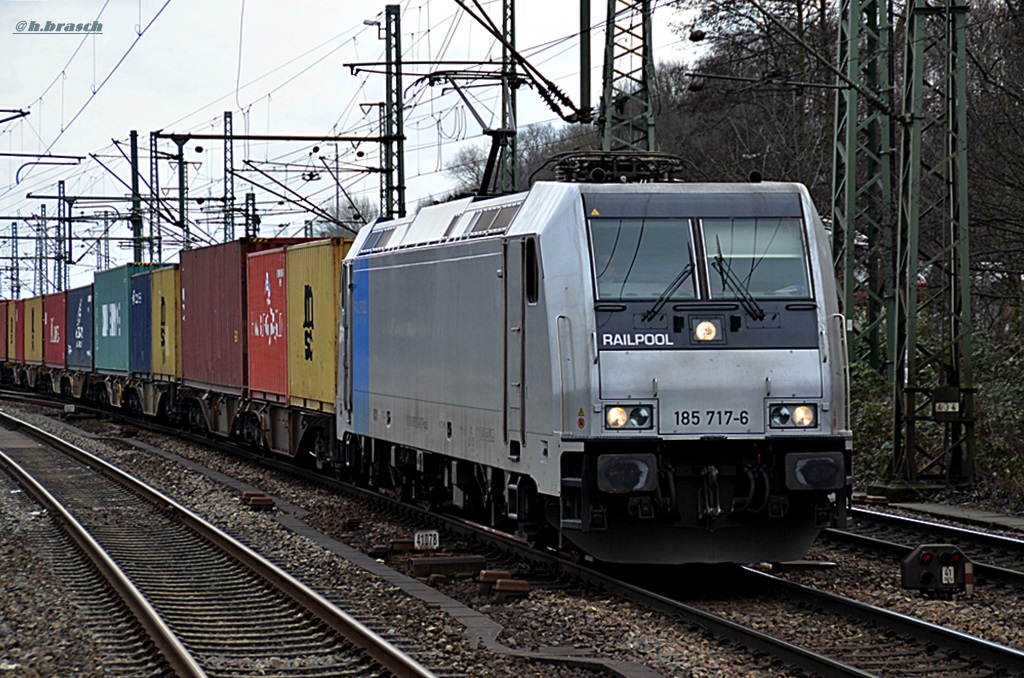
[792,405,815,427]
[606,407,628,428]
[690,317,724,344]
[605,404,654,430]
[694,320,718,341]
[769,404,817,428]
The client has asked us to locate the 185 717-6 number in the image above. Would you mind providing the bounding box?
[674,410,749,426]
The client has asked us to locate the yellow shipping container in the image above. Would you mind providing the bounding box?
[24,296,44,365]
[151,265,182,381]
[286,238,351,410]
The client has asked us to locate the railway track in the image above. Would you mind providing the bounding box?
[0,410,436,678]
[828,507,1024,583]
[697,567,1024,677]
[308,466,1024,676]
[8,394,1024,677]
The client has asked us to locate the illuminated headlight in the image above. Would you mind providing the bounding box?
[694,320,718,341]
[605,405,654,430]
[769,404,817,428]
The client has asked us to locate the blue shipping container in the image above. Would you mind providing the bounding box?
[66,285,94,370]
[130,271,153,375]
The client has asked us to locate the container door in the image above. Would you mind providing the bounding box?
[131,275,152,375]
[504,238,525,449]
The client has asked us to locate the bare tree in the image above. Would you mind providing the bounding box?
[443,123,598,196]
[313,194,378,237]
[661,0,839,200]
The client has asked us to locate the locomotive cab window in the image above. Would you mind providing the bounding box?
[701,217,812,299]
[589,218,696,301]
[526,237,539,304]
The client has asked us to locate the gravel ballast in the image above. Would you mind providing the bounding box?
[0,408,792,677]
[6,406,1022,675]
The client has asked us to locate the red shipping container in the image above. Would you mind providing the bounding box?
[180,238,305,393]
[247,248,288,401]
[13,299,25,362]
[44,292,67,368]
[0,301,7,362]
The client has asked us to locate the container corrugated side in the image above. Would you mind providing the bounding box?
[247,249,288,401]
[11,300,24,362]
[130,270,154,376]
[94,264,159,375]
[43,292,67,368]
[286,238,351,410]
[180,238,306,393]
[151,266,181,381]
[24,296,43,365]
[66,285,94,371]
[0,301,7,362]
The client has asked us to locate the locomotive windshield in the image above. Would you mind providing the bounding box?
[702,217,811,299]
[588,215,812,302]
[590,218,697,301]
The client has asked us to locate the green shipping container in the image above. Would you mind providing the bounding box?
[94,264,159,375]
[286,238,351,411]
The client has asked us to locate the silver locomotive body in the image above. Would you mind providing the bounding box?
[336,181,851,564]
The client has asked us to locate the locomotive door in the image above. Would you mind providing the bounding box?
[504,238,526,450]
[340,260,353,421]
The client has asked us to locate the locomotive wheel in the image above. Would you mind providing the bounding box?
[390,467,409,503]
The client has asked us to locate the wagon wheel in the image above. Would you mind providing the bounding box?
[188,402,207,433]
[241,413,263,451]
[310,429,338,478]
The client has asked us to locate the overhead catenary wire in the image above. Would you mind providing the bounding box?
[2,0,700,290]
[17,0,175,185]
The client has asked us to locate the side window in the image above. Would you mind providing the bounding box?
[526,238,539,304]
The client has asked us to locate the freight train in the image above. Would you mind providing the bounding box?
[1,157,852,564]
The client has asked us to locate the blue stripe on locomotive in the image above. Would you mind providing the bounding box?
[352,258,370,435]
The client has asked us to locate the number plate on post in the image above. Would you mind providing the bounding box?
[414,530,440,550]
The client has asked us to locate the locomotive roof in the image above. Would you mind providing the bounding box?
[349,181,812,257]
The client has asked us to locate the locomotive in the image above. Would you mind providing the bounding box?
[332,156,852,564]
[2,154,852,565]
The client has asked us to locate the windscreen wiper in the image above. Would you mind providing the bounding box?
[642,263,693,322]
[712,239,766,322]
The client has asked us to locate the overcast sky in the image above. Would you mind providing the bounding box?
[0,0,695,293]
